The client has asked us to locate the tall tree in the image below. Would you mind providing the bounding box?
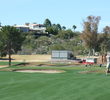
[72,25,77,31]
[103,26,110,34]
[62,26,66,30]
[44,18,52,27]
[81,15,101,56]
[98,26,110,63]
[56,24,62,30]
[46,26,58,35]
[0,22,1,27]
[0,26,24,66]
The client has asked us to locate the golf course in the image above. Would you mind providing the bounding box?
[0,0,110,99]
[0,59,110,100]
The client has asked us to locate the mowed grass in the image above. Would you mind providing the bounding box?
[0,62,21,65]
[0,66,110,100]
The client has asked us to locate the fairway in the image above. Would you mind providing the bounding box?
[0,65,110,100]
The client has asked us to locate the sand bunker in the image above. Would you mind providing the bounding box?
[13,69,65,73]
[0,65,8,68]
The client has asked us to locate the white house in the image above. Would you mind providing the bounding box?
[14,25,29,32]
[14,23,47,33]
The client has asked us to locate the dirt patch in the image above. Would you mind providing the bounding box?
[3,55,51,62]
[13,69,65,73]
[0,65,8,68]
[79,70,105,74]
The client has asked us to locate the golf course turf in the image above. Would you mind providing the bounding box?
[0,65,110,100]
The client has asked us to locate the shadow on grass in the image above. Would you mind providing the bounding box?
[0,58,15,60]
[14,63,29,66]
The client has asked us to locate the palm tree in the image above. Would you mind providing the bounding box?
[72,25,77,31]
[62,26,66,30]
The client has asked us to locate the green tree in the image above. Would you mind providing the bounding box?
[50,44,65,50]
[44,19,62,35]
[44,18,52,27]
[0,22,1,27]
[46,25,59,35]
[98,26,110,54]
[56,24,62,30]
[57,29,76,39]
[62,26,66,30]
[98,26,110,63]
[103,26,110,34]
[0,26,24,66]
[72,25,77,31]
[81,15,101,56]
[35,36,52,54]
[20,32,38,54]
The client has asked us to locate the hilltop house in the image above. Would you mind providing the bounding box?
[14,23,47,34]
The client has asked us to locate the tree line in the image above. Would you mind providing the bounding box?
[0,15,110,66]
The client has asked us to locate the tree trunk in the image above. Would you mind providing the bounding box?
[88,49,92,56]
[8,41,11,67]
[92,49,95,56]
[103,54,107,63]
[101,55,104,64]
[9,53,11,66]
[88,49,91,57]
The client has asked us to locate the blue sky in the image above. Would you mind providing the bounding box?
[0,0,110,32]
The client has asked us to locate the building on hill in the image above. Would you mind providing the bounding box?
[14,23,48,34]
[14,25,29,32]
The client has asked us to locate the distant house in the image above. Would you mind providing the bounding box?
[29,24,46,33]
[51,50,75,60]
[14,25,29,32]
[14,23,47,34]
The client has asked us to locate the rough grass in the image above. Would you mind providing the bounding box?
[2,55,51,62]
[0,65,110,100]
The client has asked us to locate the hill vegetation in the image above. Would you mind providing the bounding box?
[19,16,110,56]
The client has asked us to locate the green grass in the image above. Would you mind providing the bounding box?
[0,62,21,65]
[0,65,110,100]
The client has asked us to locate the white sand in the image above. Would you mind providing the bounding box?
[14,69,65,73]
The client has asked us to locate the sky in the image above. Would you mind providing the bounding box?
[0,0,110,32]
